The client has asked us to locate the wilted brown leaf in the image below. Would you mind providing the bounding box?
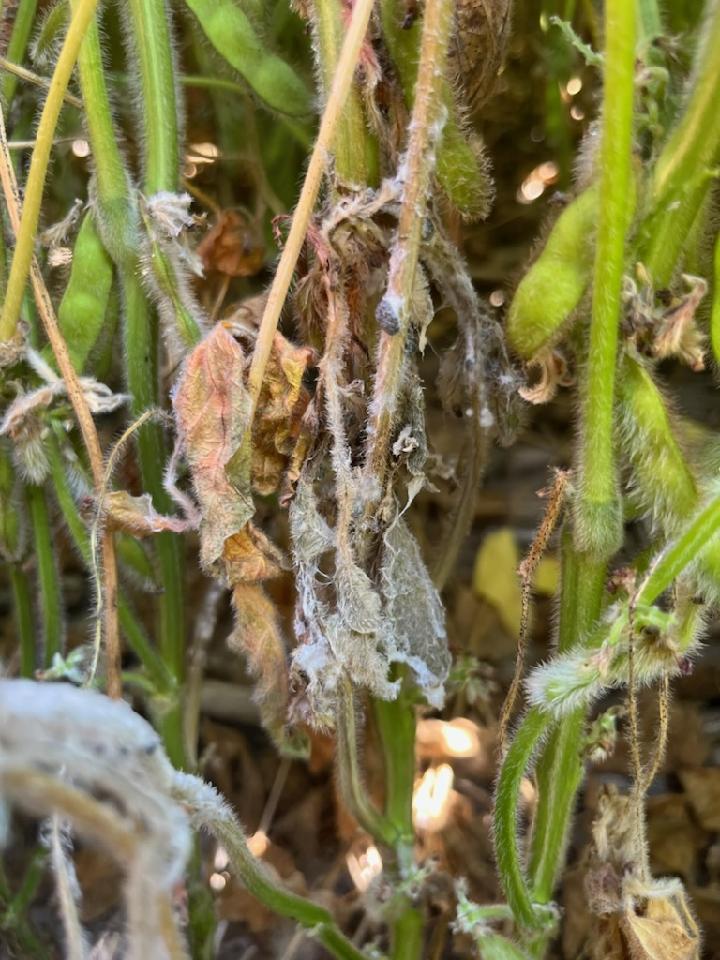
[104,491,191,538]
[197,210,265,278]
[621,895,700,960]
[172,324,253,569]
[518,349,573,405]
[251,333,315,496]
[229,582,290,746]
[222,523,286,583]
[652,276,707,371]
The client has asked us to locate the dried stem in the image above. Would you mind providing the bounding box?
[245,0,376,422]
[0,104,121,697]
[0,768,138,865]
[49,817,86,960]
[0,0,99,340]
[364,0,454,489]
[0,55,84,107]
[499,470,570,750]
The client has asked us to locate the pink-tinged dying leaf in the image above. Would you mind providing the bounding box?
[229,582,294,751]
[172,324,253,570]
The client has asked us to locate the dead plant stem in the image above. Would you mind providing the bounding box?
[364,0,454,490]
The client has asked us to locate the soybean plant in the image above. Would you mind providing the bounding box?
[494,0,720,956]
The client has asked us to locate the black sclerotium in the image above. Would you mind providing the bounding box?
[376,297,400,336]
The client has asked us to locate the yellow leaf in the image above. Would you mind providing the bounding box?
[473,528,521,636]
[534,554,560,595]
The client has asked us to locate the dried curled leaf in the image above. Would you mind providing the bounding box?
[252,333,316,496]
[652,275,707,371]
[197,210,265,278]
[518,349,573,405]
[104,491,192,538]
[584,786,701,960]
[222,523,286,583]
[172,324,253,570]
[620,896,700,960]
[230,583,291,749]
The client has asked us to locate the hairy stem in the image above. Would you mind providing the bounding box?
[493,706,553,931]
[0,0,39,107]
[10,564,35,677]
[73,4,187,759]
[45,432,172,693]
[336,676,397,846]
[374,682,420,960]
[0,102,121,698]
[25,484,63,667]
[575,0,637,558]
[528,549,605,907]
[365,0,454,489]
[310,0,378,186]
[173,774,372,960]
[125,0,180,194]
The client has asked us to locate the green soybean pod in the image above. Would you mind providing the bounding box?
[55,211,114,373]
[617,352,698,532]
[380,0,492,220]
[182,0,312,118]
[506,185,599,360]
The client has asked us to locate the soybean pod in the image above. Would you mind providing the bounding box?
[182,0,312,118]
[617,352,698,532]
[54,211,113,373]
[506,185,599,360]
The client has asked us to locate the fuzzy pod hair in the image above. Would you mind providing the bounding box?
[616,351,699,535]
[506,184,599,360]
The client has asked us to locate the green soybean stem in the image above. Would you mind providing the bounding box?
[336,677,398,847]
[637,493,720,606]
[575,0,636,558]
[493,706,553,931]
[10,564,35,677]
[1,0,39,107]
[125,0,180,194]
[26,484,63,666]
[528,549,606,907]
[174,776,372,960]
[374,683,421,960]
[0,0,100,341]
[73,4,187,765]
